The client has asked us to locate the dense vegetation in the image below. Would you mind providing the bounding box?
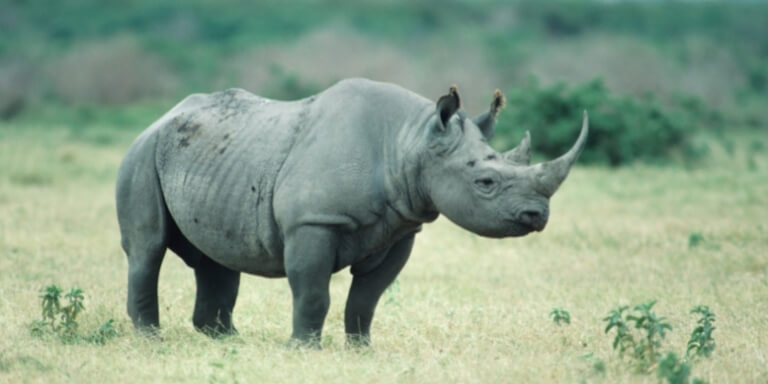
[1,0,766,164]
[494,79,720,166]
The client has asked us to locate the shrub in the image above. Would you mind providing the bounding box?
[492,79,716,166]
[49,37,176,105]
[0,60,35,119]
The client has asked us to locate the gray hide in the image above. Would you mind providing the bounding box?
[116,78,588,345]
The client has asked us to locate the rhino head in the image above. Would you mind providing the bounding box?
[420,86,588,238]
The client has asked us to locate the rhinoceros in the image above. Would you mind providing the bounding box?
[116,78,588,346]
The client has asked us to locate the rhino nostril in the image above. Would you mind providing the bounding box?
[520,210,540,222]
[519,209,548,229]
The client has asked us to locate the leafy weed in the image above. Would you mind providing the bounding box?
[29,284,120,345]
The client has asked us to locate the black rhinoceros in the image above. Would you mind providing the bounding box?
[116,78,588,346]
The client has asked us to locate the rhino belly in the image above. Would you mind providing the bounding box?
[154,110,292,277]
[170,200,285,277]
[162,162,286,276]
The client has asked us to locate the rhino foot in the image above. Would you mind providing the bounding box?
[345,334,371,349]
[194,322,238,339]
[284,336,323,350]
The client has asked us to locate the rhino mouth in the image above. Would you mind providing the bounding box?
[473,220,536,239]
[504,219,539,237]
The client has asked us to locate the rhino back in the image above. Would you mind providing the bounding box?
[155,89,308,276]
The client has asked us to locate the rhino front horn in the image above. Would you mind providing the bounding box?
[532,111,589,197]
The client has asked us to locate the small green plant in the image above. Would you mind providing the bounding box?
[657,352,692,384]
[657,352,709,384]
[688,232,705,248]
[687,232,720,250]
[87,319,120,345]
[687,305,716,358]
[628,300,672,368]
[604,300,671,371]
[32,285,84,341]
[579,352,606,377]
[603,301,714,381]
[549,307,571,326]
[603,305,635,357]
[61,287,85,339]
[40,285,62,325]
[30,284,120,344]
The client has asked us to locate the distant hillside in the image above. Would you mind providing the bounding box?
[1,1,766,135]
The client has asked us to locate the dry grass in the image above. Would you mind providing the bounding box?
[0,123,766,383]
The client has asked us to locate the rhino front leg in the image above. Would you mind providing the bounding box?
[345,234,414,346]
[284,226,335,347]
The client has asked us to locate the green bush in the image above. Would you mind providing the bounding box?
[492,79,716,166]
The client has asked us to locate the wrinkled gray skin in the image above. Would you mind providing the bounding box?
[116,78,588,346]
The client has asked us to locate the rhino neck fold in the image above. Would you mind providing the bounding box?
[384,107,440,225]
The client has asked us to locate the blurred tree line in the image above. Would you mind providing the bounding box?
[1,0,765,165]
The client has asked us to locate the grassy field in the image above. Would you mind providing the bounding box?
[0,120,766,383]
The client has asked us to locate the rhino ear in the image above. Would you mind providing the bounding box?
[435,85,461,129]
[473,89,505,140]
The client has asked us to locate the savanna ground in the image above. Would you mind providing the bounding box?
[0,118,766,383]
[2,1,768,382]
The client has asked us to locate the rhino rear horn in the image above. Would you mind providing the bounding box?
[503,130,531,165]
[436,85,461,128]
[531,111,589,197]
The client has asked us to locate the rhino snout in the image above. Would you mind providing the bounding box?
[517,206,549,232]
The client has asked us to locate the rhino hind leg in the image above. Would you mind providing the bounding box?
[126,251,164,332]
[164,222,240,337]
[192,255,241,337]
[116,148,169,333]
